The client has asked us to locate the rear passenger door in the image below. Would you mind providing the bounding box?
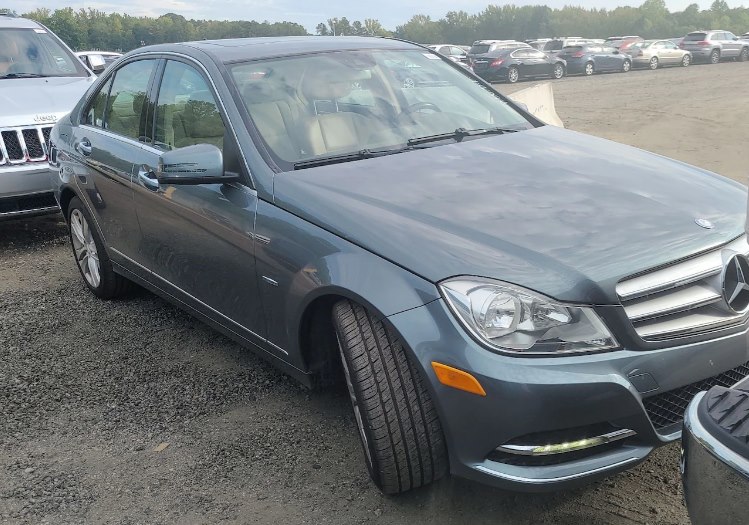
[71,58,159,265]
[130,58,268,343]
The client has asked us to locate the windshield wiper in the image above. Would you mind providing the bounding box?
[293,147,409,170]
[0,73,50,79]
[406,127,519,147]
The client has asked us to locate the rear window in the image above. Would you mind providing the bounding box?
[469,45,491,54]
[683,33,707,41]
[544,40,563,51]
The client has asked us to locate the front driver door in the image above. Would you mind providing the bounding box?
[130,58,267,344]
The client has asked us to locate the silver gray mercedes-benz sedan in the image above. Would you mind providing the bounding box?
[49,36,749,494]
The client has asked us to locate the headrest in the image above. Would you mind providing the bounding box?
[301,68,360,101]
[241,81,295,105]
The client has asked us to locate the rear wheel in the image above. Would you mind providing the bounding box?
[649,56,659,70]
[622,59,632,72]
[682,54,691,67]
[584,61,594,76]
[67,197,130,299]
[710,49,720,64]
[739,48,749,62]
[552,63,564,79]
[507,66,520,83]
[332,300,448,494]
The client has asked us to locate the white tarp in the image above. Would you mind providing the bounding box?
[507,83,564,128]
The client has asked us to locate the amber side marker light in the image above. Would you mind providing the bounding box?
[431,362,487,397]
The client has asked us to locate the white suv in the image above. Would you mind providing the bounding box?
[0,11,95,219]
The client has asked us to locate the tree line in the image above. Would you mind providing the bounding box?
[8,1,749,52]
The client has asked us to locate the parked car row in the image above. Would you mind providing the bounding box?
[429,28,748,83]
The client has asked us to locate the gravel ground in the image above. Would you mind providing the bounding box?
[2,61,748,525]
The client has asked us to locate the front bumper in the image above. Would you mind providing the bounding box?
[388,299,749,491]
[0,163,59,220]
[681,390,749,525]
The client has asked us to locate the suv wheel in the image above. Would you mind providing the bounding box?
[584,61,594,75]
[67,197,130,299]
[332,299,448,494]
[739,48,749,62]
[507,66,520,83]
[552,63,564,79]
[649,56,659,70]
[710,49,720,64]
[622,59,631,72]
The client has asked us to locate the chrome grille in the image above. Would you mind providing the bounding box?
[0,125,54,165]
[617,236,749,341]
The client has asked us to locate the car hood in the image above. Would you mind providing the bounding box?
[0,76,94,128]
[273,126,747,304]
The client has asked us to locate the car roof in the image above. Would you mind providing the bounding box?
[139,36,419,63]
[0,16,43,29]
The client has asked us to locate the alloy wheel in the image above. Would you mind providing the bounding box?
[623,60,631,72]
[508,67,519,83]
[710,50,720,64]
[585,62,594,75]
[70,209,101,289]
[649,57,658,70]
[553,64,564,78]
[682,54,691,67]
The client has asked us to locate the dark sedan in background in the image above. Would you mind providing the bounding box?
[558,44,632,75]
[49,36,749,496]
[471,47,566,83]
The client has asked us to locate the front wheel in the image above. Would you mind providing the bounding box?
[507,66,520,83]
[333,300,448,494]
[584,61,594,76]
[552,63,565,79]
[67,197,131,299]
[649,57,659,70]
[682,54,691,67]
[622,59,631,72]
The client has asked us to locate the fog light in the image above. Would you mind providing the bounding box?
[497,428,636,456]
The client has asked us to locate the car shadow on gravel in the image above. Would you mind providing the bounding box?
[0,214,67,251]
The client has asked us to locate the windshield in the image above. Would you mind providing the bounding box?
[230,49,533,171]
[683,33,707,41]
[469,44,491,54]
[0,28,88,78]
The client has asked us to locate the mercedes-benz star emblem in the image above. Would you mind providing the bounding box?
[723,255,749,313]
[695,218,714,229]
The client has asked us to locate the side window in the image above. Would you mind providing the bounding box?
[106,60,156,141]
[725,32,737,40]
[529,50,547,59]
[512,49,530,59]
[154,60,225,152]
[82,77,113,128]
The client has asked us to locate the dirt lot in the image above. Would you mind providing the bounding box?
[2,62,747,525]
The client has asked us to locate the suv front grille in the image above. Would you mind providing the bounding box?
[0,126,53,165]
[643,361,749,431]
[616,236,749,341]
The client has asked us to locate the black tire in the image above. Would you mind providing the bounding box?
[507,66,520,83]
[67,197,131,299]
[649,56,659,70]
[739,47,749,62]
[584,61,594,76]
[682,54,691,67]
[552,62,565,79]
[332,300,448,494]
[622,59,631,72]
[710,49,720,64]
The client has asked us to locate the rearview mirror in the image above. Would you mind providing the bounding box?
[158,144,238,185]
[87,54,106,72]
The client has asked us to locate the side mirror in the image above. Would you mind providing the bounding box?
[157,144,238,185]
[87,54,106,73]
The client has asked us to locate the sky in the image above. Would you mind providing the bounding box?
[4,0,745,31]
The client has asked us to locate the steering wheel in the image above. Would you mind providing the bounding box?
[403,101,442,114]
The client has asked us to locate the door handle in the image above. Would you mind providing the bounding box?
[76,138,92,156]
[137,166,159,191]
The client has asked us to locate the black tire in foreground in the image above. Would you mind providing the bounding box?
[332,299,448,494]
[67,196,131,299]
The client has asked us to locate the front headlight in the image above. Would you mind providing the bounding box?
[440,277,618,355]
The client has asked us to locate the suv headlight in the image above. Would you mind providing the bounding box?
[440,277,618,355]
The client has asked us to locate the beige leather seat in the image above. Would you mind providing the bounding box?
[299,70,374,156]
[242,81,303,160]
